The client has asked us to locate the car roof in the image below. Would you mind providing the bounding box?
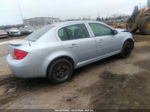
[53,20,103,27]
[51,20,113,30]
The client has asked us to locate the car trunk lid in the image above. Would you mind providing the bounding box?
[8,40,32,57]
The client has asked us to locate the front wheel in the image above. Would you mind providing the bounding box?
[47,58,73,84]
[120,40,134,58]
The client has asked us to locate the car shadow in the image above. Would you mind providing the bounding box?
[72,55,120,78]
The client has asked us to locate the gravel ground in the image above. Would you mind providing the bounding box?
[0,34,150,110]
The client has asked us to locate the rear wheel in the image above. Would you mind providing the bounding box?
[47,58,73,84]
[139,16,150,35]
[120,40,134,58]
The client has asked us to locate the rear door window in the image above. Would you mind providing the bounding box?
[58,24,90,41]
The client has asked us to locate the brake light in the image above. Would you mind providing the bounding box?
[14,49,28,60]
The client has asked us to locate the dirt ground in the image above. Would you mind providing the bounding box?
[0,34,150,110]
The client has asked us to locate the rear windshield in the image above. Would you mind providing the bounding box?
[26,25,54,41]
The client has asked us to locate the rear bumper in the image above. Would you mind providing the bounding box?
[9,32,21,36]
[7,54,46,78]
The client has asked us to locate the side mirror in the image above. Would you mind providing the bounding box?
[112,30,118,35]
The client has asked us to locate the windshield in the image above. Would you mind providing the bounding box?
[26,25,54,41]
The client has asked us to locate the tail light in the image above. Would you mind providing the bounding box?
[14,49,28,60]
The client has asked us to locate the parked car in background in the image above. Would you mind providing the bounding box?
[20,26,33,35]
[8,28,21,37]
[7,20,134,84]
[0,30,8,38]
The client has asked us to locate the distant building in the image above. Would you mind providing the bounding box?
[24,17,60,30]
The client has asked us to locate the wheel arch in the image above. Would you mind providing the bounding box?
[121,37,134,49]
[46,56,75,78]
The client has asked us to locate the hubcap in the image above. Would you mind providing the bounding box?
[124,43,132,56]
[54,62,70,80]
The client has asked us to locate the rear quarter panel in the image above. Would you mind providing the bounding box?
[26,42,77,77]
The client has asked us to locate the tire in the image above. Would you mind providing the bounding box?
[127,18,138,33]
[47,58,73,84]
[120,40,134,58]
[139,16,150,35]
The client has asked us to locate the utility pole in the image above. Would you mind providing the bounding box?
[17,0,24,24]
[139,2,142,9]
[148,0,150,7]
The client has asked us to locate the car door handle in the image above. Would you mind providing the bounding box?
[98,39,103,43]
[68,44,78,48]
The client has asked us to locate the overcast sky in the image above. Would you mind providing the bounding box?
[0,0,147,25]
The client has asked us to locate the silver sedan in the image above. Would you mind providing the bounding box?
[7,20,134,84]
